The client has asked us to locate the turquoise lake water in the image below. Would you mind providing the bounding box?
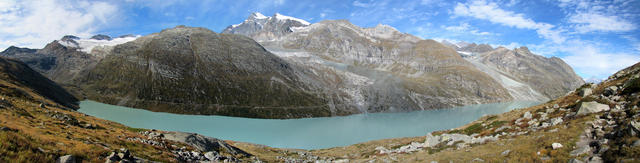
[78,100,539,149]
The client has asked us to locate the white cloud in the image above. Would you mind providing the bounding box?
[453,0,565,43]
[569,12,635,33]
[0,0,119,49]
[320,13,327,18]
[529,40,640,78]
[443,23,491,36]
[492,42,520,49]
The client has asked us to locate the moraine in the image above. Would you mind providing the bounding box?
[78,100,539,149]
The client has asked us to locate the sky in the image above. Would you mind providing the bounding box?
[0,0,639,80]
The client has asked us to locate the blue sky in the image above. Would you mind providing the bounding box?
[0,0,639,80]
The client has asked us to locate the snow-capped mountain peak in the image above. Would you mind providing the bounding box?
[248,12,268,20]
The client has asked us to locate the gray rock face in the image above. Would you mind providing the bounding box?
[222,12,309,42]
[467,47,584,100]
[577,102,610,115]
[226,13,582,112]
[257,20,513,112]
[90,34,112,40]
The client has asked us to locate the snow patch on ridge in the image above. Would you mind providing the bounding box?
[59,35,139,53]
[274,13,310,25]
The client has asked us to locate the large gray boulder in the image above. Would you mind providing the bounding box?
[579,88,593,97]
[163,132,250,157]
[577,101,610,115]
[424,133,441,148]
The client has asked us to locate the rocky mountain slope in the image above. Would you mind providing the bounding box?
[224,13,583,113]
[267,19,513,112]
[0,56,77,109]
[231,61,640,162]
[468,47,584,100]
[0,35,138,84]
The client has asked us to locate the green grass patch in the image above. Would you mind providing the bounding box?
[125,127,147,133]
[462,123,484,135]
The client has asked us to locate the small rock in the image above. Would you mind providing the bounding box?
[631,121,640,132]
[523,111,532,119]
[39,103,45,108]
[0,126,17,132]
[501,149,510,156]
[550,117,563,126]
[568,159,584,163]
[472,158,484,162]
[204,151,219,161]
[56,155,75,163]
[551,143,563,149]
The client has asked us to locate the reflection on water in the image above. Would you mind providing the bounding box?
[78,100,539,149]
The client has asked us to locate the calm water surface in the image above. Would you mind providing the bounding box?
[78,100,539,149]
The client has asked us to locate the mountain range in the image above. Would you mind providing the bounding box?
[0,12,584,118]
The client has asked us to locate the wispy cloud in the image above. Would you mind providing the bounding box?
[442,23,492,36]
[452,0,565,43]
[568,12,635,33]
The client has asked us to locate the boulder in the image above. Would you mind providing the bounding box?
[204,151,220,161]
[577,102,610,115]
[631,121,640,132]
[579,88,593,97]
[442,134,472,146]
[632,140,640,147]
[550,117,563,126]
[56,155,75,163]
[163,131,250,157]
[551,143,563,149]
[523,111,533,119]
[424,133,441,148]
[604,86,618,96]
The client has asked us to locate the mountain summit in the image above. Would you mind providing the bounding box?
[222,12,310,42]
